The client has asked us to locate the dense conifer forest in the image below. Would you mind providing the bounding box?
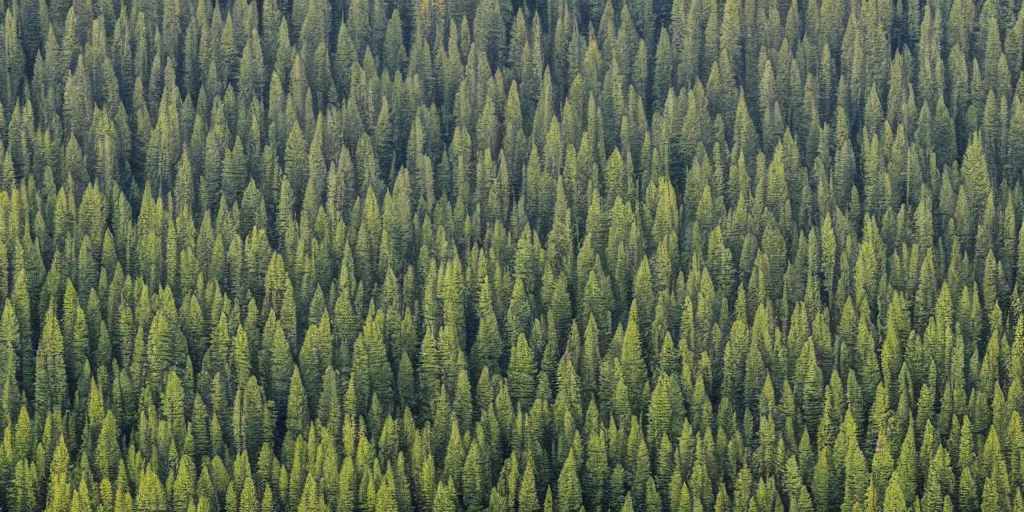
[0,0,1023,509]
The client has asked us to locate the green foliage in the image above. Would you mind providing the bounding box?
[0,0,1017,511]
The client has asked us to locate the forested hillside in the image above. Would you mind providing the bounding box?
[0,0,1022,510]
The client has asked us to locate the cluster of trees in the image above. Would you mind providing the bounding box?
[0,0,1023,509]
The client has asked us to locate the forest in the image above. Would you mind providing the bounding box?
[0,0,1022,509]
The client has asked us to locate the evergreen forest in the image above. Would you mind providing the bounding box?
[0,0,1024,510]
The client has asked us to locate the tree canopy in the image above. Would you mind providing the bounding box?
[0,0,1021,510]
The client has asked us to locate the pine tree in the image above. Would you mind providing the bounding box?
[509,334,536,405]
[962,133,991,223]
[557,449,583,512]
[35,307,67,412]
